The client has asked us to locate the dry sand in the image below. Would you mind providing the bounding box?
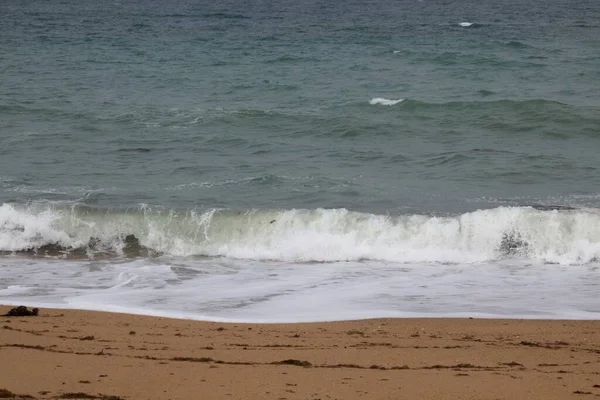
[0,305,599,400]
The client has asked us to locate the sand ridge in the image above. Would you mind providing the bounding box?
[0,306,599,399]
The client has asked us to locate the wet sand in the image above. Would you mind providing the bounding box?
[0,306,599,399]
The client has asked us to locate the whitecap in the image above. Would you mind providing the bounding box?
[459,22,474,27]
[369,97,404,106]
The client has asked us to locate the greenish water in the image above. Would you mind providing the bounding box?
[2,0,600,213]
[1,0,599,321]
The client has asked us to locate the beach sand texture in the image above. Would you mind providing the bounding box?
[1,306,599,399]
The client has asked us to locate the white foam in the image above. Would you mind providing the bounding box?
[0,203,78,251]
[369,97,404,106]
[2,203,600,265]
[1,257,598,322]
[130,207,600,264]
[459,22,474,27]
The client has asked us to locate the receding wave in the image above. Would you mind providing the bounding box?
[1,203,600,264]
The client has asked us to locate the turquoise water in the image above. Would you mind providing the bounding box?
[1,0,599,320]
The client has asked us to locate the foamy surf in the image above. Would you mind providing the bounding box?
[2,203,600,264]
[1,254,598,322]
[369,97,404,106]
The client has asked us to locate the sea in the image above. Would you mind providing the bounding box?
[1,0,599,322]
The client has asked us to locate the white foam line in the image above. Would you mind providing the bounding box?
[1,300,597,323]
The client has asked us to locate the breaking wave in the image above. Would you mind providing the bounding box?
[1,203,600,264]
[369,98,404,106]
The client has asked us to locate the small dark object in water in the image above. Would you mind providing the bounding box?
[499,231,528,256]
[124,234,140,247]
[118,147,151,153]
[3,306,39,317]
[123,234,142,257]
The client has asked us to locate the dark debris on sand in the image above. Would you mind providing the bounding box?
[56,393,125,400]
[3,306,39,317]
[0,388,35,398]
[272,359,313,367]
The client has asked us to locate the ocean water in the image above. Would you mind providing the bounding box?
[1,0,599,321]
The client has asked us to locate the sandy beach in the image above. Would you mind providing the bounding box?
[0,305,598,400]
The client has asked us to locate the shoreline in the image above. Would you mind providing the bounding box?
[1,305,599,399]
[2,300,598,323]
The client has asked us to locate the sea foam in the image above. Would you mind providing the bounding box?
[2,203,600,265]
[369,98,404,106]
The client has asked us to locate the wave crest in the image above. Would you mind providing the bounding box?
[2,203,600,264]
[369,98,404,106]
